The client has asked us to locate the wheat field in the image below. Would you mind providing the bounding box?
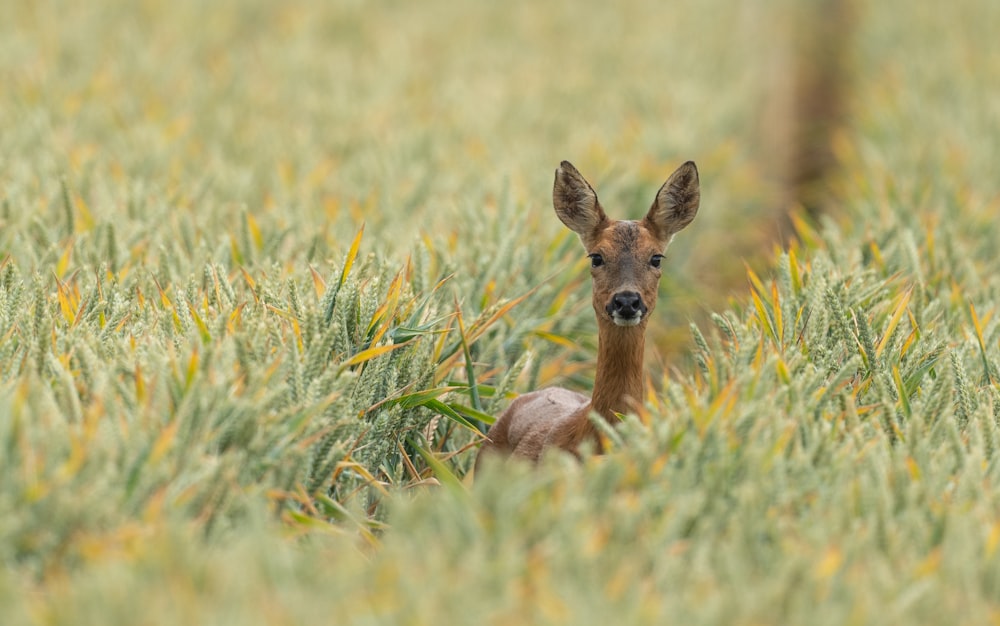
[3,0,1000,624]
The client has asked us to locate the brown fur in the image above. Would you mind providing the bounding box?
[476,160,700,469]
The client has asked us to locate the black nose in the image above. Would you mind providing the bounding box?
[609,291,644,318]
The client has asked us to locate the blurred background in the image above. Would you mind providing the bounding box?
[2,0,997,354]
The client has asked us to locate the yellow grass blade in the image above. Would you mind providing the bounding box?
[745,264,767,297]
[226,303,245,334]
[776,358,791,384]
[187,302,211,344]
[789,211,820,248]
[55,278,79,325]
[987,522,1000,558]
[56,242,74,279]
[868,240,885,273]
[366,270,403,344]
[334,461,390,497]
[970,301,987,352]
[749,287,777,347]
[788,247,803,295]
[340,340,413,369]
[184,349,200,390]
[150,419,180,464]
[899,310,921,359]
[875,286,912,359]
[339,224,365,288]
[134,362,146,405]
[154,279,172,309]
[246,211,262,250]
[465,293,530,344]
[240,267,257,291]
[309,265,327,298]
[969,301,995,383]
[533,330,579,349]
[771,280,783,348]
[814,547,843,579]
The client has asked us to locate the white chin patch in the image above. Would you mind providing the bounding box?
[612,315,642,327]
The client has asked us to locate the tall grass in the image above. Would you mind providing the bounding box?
[2,0,1000,623]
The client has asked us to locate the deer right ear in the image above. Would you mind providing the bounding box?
[553,161,608,247]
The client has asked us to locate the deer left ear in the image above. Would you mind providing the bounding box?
[643,161,700,244]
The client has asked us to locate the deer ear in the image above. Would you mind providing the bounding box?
[553,161,608,247]
[643,161,700,244]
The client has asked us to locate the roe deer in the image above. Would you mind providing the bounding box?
[476,160,700,467]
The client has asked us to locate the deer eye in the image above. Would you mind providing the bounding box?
[589,253,605,268]
[650,255,663,269]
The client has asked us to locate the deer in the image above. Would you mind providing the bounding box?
[475,159,700,468]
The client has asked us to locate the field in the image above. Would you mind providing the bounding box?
[3,0,1000,623]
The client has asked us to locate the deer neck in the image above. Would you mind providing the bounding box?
[589,319,646,422]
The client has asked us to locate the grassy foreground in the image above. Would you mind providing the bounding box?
[3,0,1000,624]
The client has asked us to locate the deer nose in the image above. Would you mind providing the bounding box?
[609,291,645,319]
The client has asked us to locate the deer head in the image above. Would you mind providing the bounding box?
[553,160,700,328]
